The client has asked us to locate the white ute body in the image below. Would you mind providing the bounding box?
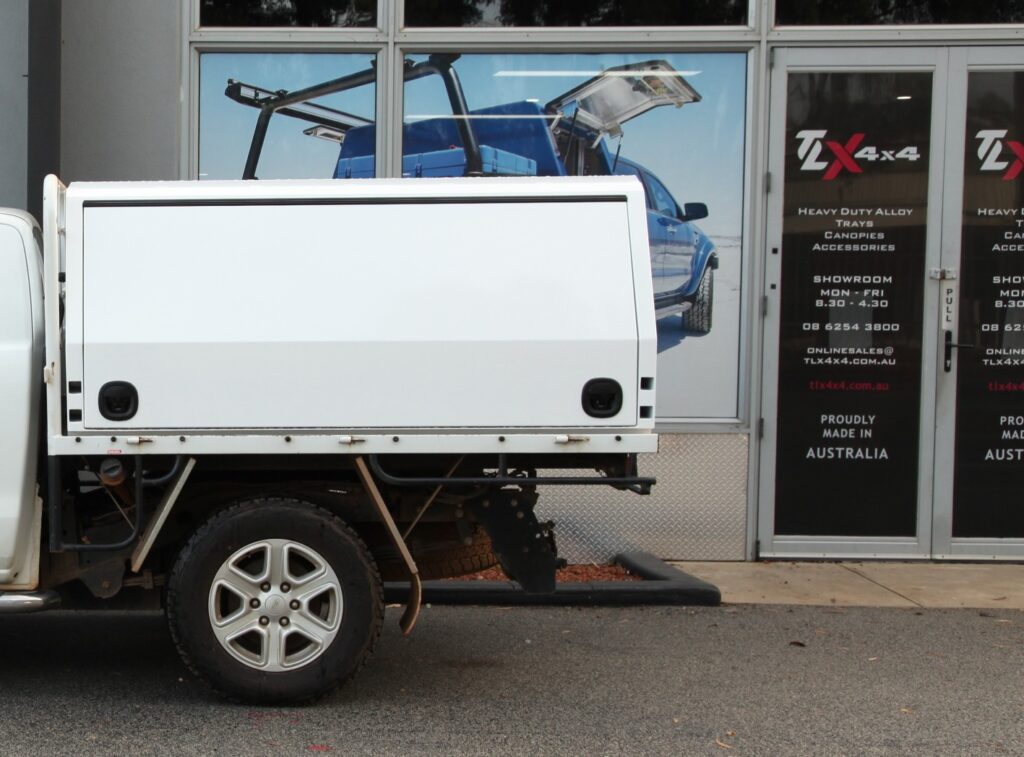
[0,174,659,700]
[0,175,656,592]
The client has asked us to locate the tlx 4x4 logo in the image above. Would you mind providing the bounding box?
[795,130,921,180]
[976,130,1024,181]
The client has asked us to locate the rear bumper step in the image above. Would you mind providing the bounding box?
[0,590,60,613]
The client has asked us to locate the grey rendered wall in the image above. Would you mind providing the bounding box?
[0,1,29,210]
[27,0,61,222]
[61,0,182,182]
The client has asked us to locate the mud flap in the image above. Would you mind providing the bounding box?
[354,457,422,635]
[467,488,561,594]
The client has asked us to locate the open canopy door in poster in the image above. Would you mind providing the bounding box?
[774,72,932,537]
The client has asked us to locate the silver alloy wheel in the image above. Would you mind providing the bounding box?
[208,539,343,672]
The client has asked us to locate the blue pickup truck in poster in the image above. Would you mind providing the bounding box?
[226,54,719,334]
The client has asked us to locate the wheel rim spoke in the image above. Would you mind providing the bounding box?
[222,541,271,588]
[263,625,285,669]
[215,570,259,602]
[297,598,341,634]
[294,571,336,603]
[292,619,329,648]
[283,543,327,586]
[214,608,260,642]
[267,541,287,586]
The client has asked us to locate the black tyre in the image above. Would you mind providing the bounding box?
[416,531,497,579]
[681,268,713,335]
[166,498,383,704]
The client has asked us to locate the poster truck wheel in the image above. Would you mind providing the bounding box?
[681,268,714,334]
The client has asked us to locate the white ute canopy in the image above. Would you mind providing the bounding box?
[46,175,657,456]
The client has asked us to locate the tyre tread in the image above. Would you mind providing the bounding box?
[680,268,713,334]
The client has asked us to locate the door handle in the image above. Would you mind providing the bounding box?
[944,330,974,372]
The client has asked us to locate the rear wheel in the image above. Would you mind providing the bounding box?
[681,268,713,334]
[166,498,383,704]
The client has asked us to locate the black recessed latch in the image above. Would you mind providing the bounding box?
[98,381,138,421]
[581,378,623,418]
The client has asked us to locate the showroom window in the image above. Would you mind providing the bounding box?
[403,0,747,27]
[775,0,1024,25]
[198,53,377,180]
[200,0,376,27]
[392,51,748,419]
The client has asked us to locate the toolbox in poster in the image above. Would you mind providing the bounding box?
[774,72,932,537]
[952,71,1024,538]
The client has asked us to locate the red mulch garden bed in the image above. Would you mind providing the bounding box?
[449,563,641,582]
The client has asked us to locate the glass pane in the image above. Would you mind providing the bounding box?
[776,0,1024,25]
[953,70,1024,538]
[404,1,746,27]
[392,52,747,420]
[774,71,933,537]
[199,53,376,179]
[646,173,680,217]
[200,0,376,27]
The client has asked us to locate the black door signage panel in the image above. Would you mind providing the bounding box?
[953,71,1024,538]
[775,72,932,537]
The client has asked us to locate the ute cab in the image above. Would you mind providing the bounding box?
[0,210,44,594]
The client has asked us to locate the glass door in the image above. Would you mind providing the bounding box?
[932,47,1024,559]
[758,48,947,558]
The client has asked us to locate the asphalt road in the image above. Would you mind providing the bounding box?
[0,604,1020,755]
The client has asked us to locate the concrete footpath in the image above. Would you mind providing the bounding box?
[672,560,1024,609]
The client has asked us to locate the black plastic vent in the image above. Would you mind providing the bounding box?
[98,381,138,421]
[581,378,623,419]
